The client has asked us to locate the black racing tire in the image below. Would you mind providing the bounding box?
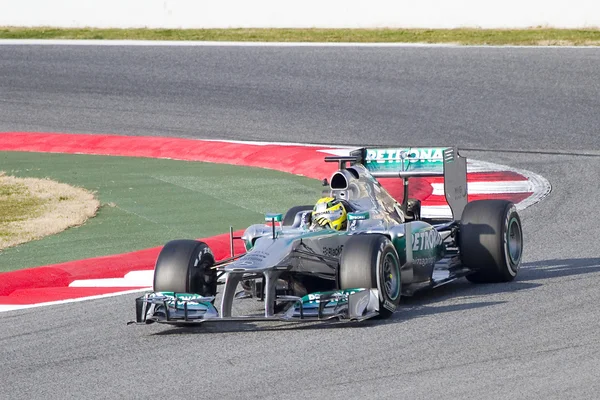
[459,200,523,283]
[283,205,313,226]
[153,240,217,296]
[339,235,401,319]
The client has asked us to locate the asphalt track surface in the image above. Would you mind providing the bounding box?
[1,45,599,399]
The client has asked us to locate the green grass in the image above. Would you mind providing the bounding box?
[0,152,322,272]
[1,27,599,45]
[0,181,46,238]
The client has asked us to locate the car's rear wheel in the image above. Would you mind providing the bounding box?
[339,235,401,319]
[153,239,217,296]
[459,200,523,283]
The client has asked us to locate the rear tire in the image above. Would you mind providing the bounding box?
[459,200,523,283]
[339,235,401,319]
[283,205,313,226]
[153,240,217,296]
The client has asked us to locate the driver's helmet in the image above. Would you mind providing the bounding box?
[311,196,347,231]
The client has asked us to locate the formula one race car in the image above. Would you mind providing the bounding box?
[132,147,523,325]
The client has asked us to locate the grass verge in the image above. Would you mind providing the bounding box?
[0,27,599,45]
[0,151,322,272]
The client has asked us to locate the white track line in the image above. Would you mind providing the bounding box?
[68,269,229,289]
[0,39,599,49]
[421,205,452,219]
[69,270,153,288]
[0,288,149,313]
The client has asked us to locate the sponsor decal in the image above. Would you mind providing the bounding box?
[366,148,445,164]
[244,252,267,260]
[412,230,443,251]
[154,292,208,303]
[304,289,361,304]
[265,213,283,222]
[410,256,438,267]
[383,299,397,312]
[173,294,203,301]
[194,246,213,267]
[241,257,263,264]
[306,292,328,302]
[240,250,269,264]
[347,211,369,221]
[450,185,468,201]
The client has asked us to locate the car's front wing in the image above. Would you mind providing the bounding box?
[130,288,381,325]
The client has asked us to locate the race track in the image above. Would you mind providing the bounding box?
[1,44,600,399]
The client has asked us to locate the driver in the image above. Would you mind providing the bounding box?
[310,196,348,231]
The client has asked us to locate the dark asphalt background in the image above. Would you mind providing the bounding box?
[0,44,599,400]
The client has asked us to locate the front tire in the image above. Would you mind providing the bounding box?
[339,235,401,319]
[153,240,217,296]
[459,200,523,283]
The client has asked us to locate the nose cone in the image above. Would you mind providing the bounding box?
[225,235,292,273]
[226,257,266,272]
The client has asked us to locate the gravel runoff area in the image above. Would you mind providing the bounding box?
[0,172,99,251]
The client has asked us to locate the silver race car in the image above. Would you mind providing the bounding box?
[132,147,523,325]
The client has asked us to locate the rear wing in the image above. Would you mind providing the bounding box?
[357,147,445,176]
[327,147,467,220]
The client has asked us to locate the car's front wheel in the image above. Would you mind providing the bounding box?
[339,235,401,319]
[153,239,217,296]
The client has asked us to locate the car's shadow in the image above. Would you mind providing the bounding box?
[151,257,600,335]
[519,257,600,281]
[151,299,506,335]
